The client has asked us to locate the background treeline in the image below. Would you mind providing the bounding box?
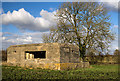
[85,49,119,64]
[85,54,119,64]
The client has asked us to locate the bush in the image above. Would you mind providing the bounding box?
[1,50,7,61]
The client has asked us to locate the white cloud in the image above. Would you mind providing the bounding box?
[2,31,50,49]
[0,8,4,14]
[1,8,57,31]
[98,0,119,11]
[98,0,119,2]
[49,8,54,11]
[111,25,118,35]
[113,25,118,28]
[40,9,56,23]
[0,32,2,36]
[15,36,32,44]
[108,24,118,54]
[4,34,32,44]
[2,37,6,40]
[108,36,118,54]
[105,2,118,11]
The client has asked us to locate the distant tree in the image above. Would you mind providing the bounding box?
[114,49,119,55]
[0,50,7,61]
[41,30,57,43]
[42,2,114,61]
[42,33,50,43]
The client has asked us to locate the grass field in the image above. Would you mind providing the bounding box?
[2,64,119,80]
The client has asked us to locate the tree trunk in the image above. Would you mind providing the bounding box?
[79,46,86,62]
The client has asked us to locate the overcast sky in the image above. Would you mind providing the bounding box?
[0,1,119,54]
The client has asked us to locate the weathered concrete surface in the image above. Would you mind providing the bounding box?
[59,43,80,63]
[7,43,60,64]
[3,62,90,70]
[7,43,89,70]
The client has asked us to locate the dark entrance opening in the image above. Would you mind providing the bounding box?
[25,51,46,59]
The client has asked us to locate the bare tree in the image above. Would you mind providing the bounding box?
[42,33,50,43]
[42,2,114,61]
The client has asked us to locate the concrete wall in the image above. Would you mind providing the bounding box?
[3,62,90,70]
[59,43,80,63]
[7,43,60,64]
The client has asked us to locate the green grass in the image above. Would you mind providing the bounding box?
[2,64,119,80]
